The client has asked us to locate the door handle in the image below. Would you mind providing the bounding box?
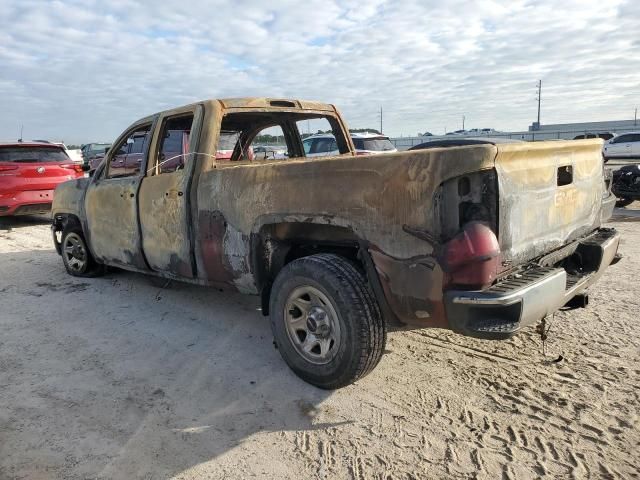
[165,190,184,198]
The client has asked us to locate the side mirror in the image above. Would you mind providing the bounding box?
[81,163,90,172]
[104,147,110,154]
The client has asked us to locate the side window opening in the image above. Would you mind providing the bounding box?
[106,124,151,179]
[155,114,194,174]
[215,112,350,163]
[295,117,350,158]
[251,126,286,160]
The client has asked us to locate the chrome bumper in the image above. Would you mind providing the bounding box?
[444,228,620,339]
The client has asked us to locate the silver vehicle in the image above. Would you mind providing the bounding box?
[603,132,640,160]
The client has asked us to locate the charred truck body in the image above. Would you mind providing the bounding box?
[52,98,620,388]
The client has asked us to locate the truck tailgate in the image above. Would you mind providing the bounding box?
[494,139,605,265]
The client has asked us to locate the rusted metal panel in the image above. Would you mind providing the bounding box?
[83,176,147,269]
[494,139,604,265]
[192,144,497,323]
[219,97,335,111]
[52,177,89,215]
[138,170,193,277]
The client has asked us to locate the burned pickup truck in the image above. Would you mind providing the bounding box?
[52,98,619,389]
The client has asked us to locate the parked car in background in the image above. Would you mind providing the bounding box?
[82,143,111,169]
[573,133,614,141]
[351,132,397,155]
[0,142,84,216]
[611,164,640,207]
[32,140,83,163]
[63,147,84,164]
[301,133,339,157]
[408,137,522,151]
[603,132,640,160]
[302,132,397,157]
[253,145,286,160]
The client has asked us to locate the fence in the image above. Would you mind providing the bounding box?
[390,126,640,150]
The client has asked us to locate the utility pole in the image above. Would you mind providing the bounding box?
[635,107,637,126]
[19,124,23,142]
[379,106,383,134]
[462,115,465,130]
[536,80,542,126]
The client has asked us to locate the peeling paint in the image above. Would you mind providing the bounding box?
[51,98,612,333]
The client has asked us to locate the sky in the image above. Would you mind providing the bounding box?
[1,0,639,143]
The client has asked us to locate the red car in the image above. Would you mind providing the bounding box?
[0,142,85,216]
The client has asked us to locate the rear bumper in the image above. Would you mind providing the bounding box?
[444,228,620,339]
[0,189,54,216]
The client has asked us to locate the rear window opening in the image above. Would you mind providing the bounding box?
[0,146,70,163]
[557,165,573,186]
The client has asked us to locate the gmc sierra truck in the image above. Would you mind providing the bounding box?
[51,98,619,389]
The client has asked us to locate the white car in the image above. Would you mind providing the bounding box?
[350,132,397,155]
[302,132,397,158]
[603,132,640,160]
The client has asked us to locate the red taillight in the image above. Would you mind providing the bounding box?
[440,222,500,289]
[0,165,19,172]
[61,163,84,173]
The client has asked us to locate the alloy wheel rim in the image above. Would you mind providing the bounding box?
[63,233,87,272]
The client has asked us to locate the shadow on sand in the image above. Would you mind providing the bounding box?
[0,245,347,479]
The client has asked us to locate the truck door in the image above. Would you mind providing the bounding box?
[84,122,153,269]
[138,106,202,278]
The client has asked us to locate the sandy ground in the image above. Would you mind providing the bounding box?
[0,208,639,480]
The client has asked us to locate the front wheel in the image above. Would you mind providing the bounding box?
[61,228,104,277]
[270,253,386,389]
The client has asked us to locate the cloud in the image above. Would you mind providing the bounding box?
[0,0,638,142]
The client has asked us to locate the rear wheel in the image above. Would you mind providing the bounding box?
[270,253,386,389]
[615,197,634,208]
[61,228,104,277]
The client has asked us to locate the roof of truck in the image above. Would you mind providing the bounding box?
[216,97,336,112]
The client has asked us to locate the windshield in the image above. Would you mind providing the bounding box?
[88,144,110,155]
[0,146,70,162]
[352,138,395,151]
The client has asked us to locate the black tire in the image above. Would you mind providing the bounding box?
[269,253,386,389]
[61,227,105,277]
[615,197,634,208]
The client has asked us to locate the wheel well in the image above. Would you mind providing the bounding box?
[52,213,83,255]
[53,213,82,231]
[253,222,363,315]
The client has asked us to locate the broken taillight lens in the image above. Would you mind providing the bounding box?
[440,221,500,289]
